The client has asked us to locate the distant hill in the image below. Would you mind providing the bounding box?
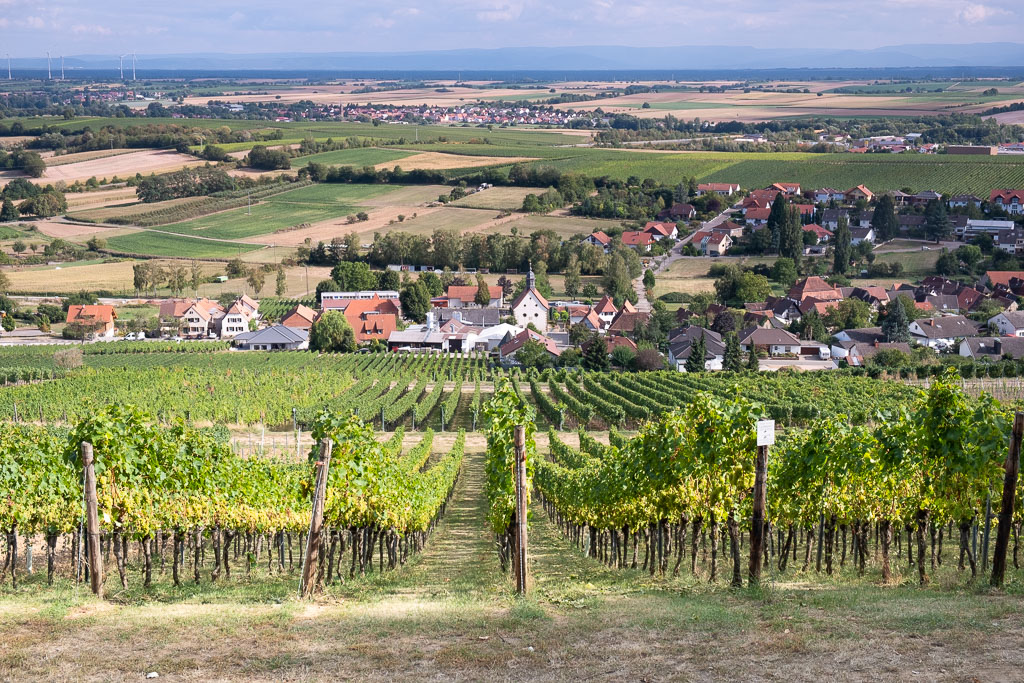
[11,43,1024,72]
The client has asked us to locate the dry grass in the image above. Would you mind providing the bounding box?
[44,148,138,167]
[378,152,534,171]
[38,150,204,184]
[2,259,224,294]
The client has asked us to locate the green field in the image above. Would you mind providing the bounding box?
[148,184,399,241]
[105,230,261,259]
[291,147,416,168]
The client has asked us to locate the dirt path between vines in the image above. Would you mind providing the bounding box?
[4,450,1024,681]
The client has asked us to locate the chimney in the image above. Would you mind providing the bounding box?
[929,318,935,327]
[426,311,436,331]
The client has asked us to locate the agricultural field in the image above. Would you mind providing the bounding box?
[0,258,229,295]
[105,230,262,259]
[450,186,540,210]
[291,146,416,169]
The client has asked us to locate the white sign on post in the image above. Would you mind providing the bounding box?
[756,419,775,447]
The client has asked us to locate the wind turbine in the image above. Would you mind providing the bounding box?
[131,53,136,80]
[60,55,64,80]
[6,54,10,80]
[119,54,124,80]
[46,51,51,79]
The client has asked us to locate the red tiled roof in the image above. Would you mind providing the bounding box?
[446,285,502,302]
[745,208,771,221]
[587,231,611,245]
[643,221,676,237]
[66,304,116,325]
[990,189,1024,203]
[594,295,617,315]
[620,231,655,246]
[802,223,833,239]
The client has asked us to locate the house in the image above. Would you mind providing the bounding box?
[989,310,1024,337]
[438,284,504,308]
[498,328,561,365]
[584,231,612,252]
[620,231,655,251]
[696,182,741,196]
[949,194,982,209]
[320,290,399,303]
[744,208,771,225]
[831,340,912,366]
[850,227,876,245]
[66,304,117,339]
[962,219,1017,242]
[658,203,695,221]
[607,310,652,336]
[436,307,503,327]
[510,266,550,333]
[387,326,445,352]
[802,224,833,243]
[474,323,524,351]
[738,327,825,357]
[910,190,943,206]
[434,317,483,353]
[643,221,679,241]
[814,188,844,203]
[582,334,639,358]
[741,196,771,215]
[897,214,926,234]
[845,185,874,202]
[220,300,255,339]
[979,271,1024,289]
[990,189,1024,215]
[159,298,224,337]
[232,325,308,351]
[834,326,887,345]
[343,297,400,344]
[712,221,745,238]
[667,327,726,372]
[849,286,890,309]
[698,232,732,256]
[770,182,801,196]
[909,315,983,350]
[593,295,618,327]
[820,209,850,230]
[280,304,317,331]
[787,276,843,303]
[960,336,1024,361]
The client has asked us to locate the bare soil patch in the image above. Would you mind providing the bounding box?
[37,150,203,183]
[377,152,533,171]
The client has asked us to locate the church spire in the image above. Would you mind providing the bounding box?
[526,262,536,290]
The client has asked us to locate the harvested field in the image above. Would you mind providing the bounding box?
[1,258,225,294]
[450,186,541,210]
[44,148,137,167]
[505,214,625,239]
[68,196,201,223]
[360,184,451,206]
[36,150,203,183]
[63,187,138,211]
[377,151,534,171]
[32,220,127,240]
[253,205,445,246]
[384,206,498,235]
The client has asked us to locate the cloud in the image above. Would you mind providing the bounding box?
[475,2,524,22]
[21,15,45,29]
[71,23,112,35]
[957,3,1004,23]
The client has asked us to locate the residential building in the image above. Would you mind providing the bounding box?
[342,296,400,344]
[643,221,679,241]
[593,295,618,327]
[949,194,982,209]
[437,307,503,327]
[909,315,983,350]
[787,277,843,303]
[989,310,1024,337]
[990,189,1024,215]
[850,227,876,245]
[738,327,826,357]
[497,328,561,365]
[831,340,912,366]
[667,327,726,372]
[814,188,844,203]
[770,182,801,196]
[320,290,399,302]
[280,304,317,331]
[233,325,308,351]
[66,304,117,339]
[845,185,874,202]
[698,232,732,256]
[620,231,655,251]
[607,310,651,336]
[802,224,833,243]
[960,336,1024,361]
[584,231,612,252]
[658,203,696,221]
[436,284,504,308]
[696,182,741,196]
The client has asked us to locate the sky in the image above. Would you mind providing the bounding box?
[0,0,1021,56]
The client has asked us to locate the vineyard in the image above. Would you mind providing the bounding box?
[0,405,465,589]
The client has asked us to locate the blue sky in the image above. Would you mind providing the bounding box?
[0,0,1020,56]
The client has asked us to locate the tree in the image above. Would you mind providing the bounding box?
[564,254,581,299]
[635,347,665,371]
[246,268,266,296]
[474,274,491,306]
[582,332,610,371]
[226,258,247,278]
[21,192,66,218]
[533,260,554,299]
[0,271,9,295]
[1,312,15,332]
[823,298,872,331]
[710,310,735,335]
[779,206,803,264]
[330,261,376,292]
[611,344,637,369]
[85,236,106,252]
[715,267,771,306]
[0,198,18,222]
[723,332,743,371]
[684,332,707,373]
[746,346,760,371]
[833,216,851,275]
[309,311,357,353]
[871,194,898,242]
[924,199,952,243]
[20,152,46,178]
[771,257,798,286]
[881,296,911,343]
[399,280,430,323]
[766,195,788,253]
[792,309,828,342]
[955,244,983,274]
[276,267,287,296]
[515,339,551,370]
[378,269,400,291]
[642,269,656,292]
[191,260,203,294]
[167,266,188,297]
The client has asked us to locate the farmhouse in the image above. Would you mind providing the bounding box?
[66,304,117,339]
[280,304,317,331]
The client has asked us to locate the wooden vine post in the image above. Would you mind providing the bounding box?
[81,442,104,598]
[300,438,332,598]
[513,425,528,595]
[991,411,1023,586]
[749,420,773,588]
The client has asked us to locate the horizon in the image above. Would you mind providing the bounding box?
[1,0,1022,57]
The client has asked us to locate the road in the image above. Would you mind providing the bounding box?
[653,204,736,275]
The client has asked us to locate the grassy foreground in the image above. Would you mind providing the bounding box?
[3,451,1024,681]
